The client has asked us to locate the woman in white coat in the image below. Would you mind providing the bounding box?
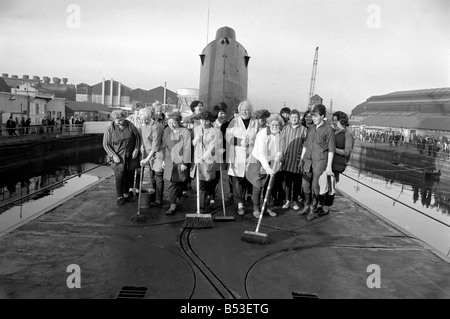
[225,100,259,216]
[247,114,285,218]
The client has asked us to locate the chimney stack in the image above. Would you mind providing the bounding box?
[1,73,8,78]
[62,78,68,84]
[43,76,50,83]
[110,78,114,106]
[33,76,40,81]
[23,75,30,80]
[11,75,18,78]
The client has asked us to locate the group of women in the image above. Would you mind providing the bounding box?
[103,99,354,220]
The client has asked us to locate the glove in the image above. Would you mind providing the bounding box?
[265,166,275,176]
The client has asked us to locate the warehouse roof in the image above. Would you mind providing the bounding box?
[354,115,450,132]
[66,101,111,113]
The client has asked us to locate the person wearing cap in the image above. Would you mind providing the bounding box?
[225,100,259,216]
[103,110,142,205]
[300,104,335,220]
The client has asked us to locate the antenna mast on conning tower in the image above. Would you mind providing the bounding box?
[308,47,319,110]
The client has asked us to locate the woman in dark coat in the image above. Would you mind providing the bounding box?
[162,112,192,215]
[103,110,141,205]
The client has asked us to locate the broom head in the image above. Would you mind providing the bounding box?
[214,215,235,222]
[241,230,270,244]
[183,213,214,228]
[130,213,147,223]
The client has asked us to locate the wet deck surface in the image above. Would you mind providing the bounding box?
[0,172,449,299]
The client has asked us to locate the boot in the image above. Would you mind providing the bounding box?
[299,192,311,215]
[307,195,319,221]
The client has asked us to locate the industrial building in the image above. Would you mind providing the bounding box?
[351,88,450,140]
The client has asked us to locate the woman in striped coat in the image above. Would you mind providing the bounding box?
[280,109,307,211]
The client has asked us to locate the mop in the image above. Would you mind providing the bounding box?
[214,164,235,221]
[183,127,214,228]
[241,159,279,244]
[131,164,147,223]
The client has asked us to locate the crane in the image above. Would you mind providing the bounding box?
[308,47,319,110]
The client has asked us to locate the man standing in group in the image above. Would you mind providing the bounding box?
[300,104,335,220]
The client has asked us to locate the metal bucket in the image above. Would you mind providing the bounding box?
[140,189,155,208]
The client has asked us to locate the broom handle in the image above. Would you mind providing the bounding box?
[196,127,203,215]
[137,164,144,214]
[255,159,278,233]
[220,164,226,216]
[196,164,201,215]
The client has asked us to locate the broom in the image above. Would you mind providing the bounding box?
[131,164,147,223]
[241,159,279,244]
[183,128,214,228]
[214,163,235,222]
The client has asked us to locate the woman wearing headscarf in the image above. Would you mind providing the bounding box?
[103,110,142,205]
[247,114,285,218]
[161,112,192,215]
[225,100,259,216]
[190,110,221,213]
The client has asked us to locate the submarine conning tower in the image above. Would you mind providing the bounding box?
[199,26,250,119]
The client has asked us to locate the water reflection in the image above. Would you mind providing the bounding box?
[354,145,450,216]
[339,164,450,257]
[0,147,110,235]
[0,148,108,207]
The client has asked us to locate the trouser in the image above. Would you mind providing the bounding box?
[251,175,270,210]
[198,179,214,210]
[231,175,251,205]
[272,171,285,202]
[210,171,220,199]
[167,181,185,205]
[112,163,135,198]
[302,170,323,210]
[150,170,164,203]
[285,172,302,202]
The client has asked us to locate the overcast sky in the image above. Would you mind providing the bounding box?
[1,0,449,115]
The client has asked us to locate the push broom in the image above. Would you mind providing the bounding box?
[131,164,147,223]
[183,129,214,228]
[241,159,279,244]
[214,164,235,222]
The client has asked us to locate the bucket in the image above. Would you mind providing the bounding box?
[139,189,156,208]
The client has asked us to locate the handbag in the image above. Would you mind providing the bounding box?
[332,154,347,173]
